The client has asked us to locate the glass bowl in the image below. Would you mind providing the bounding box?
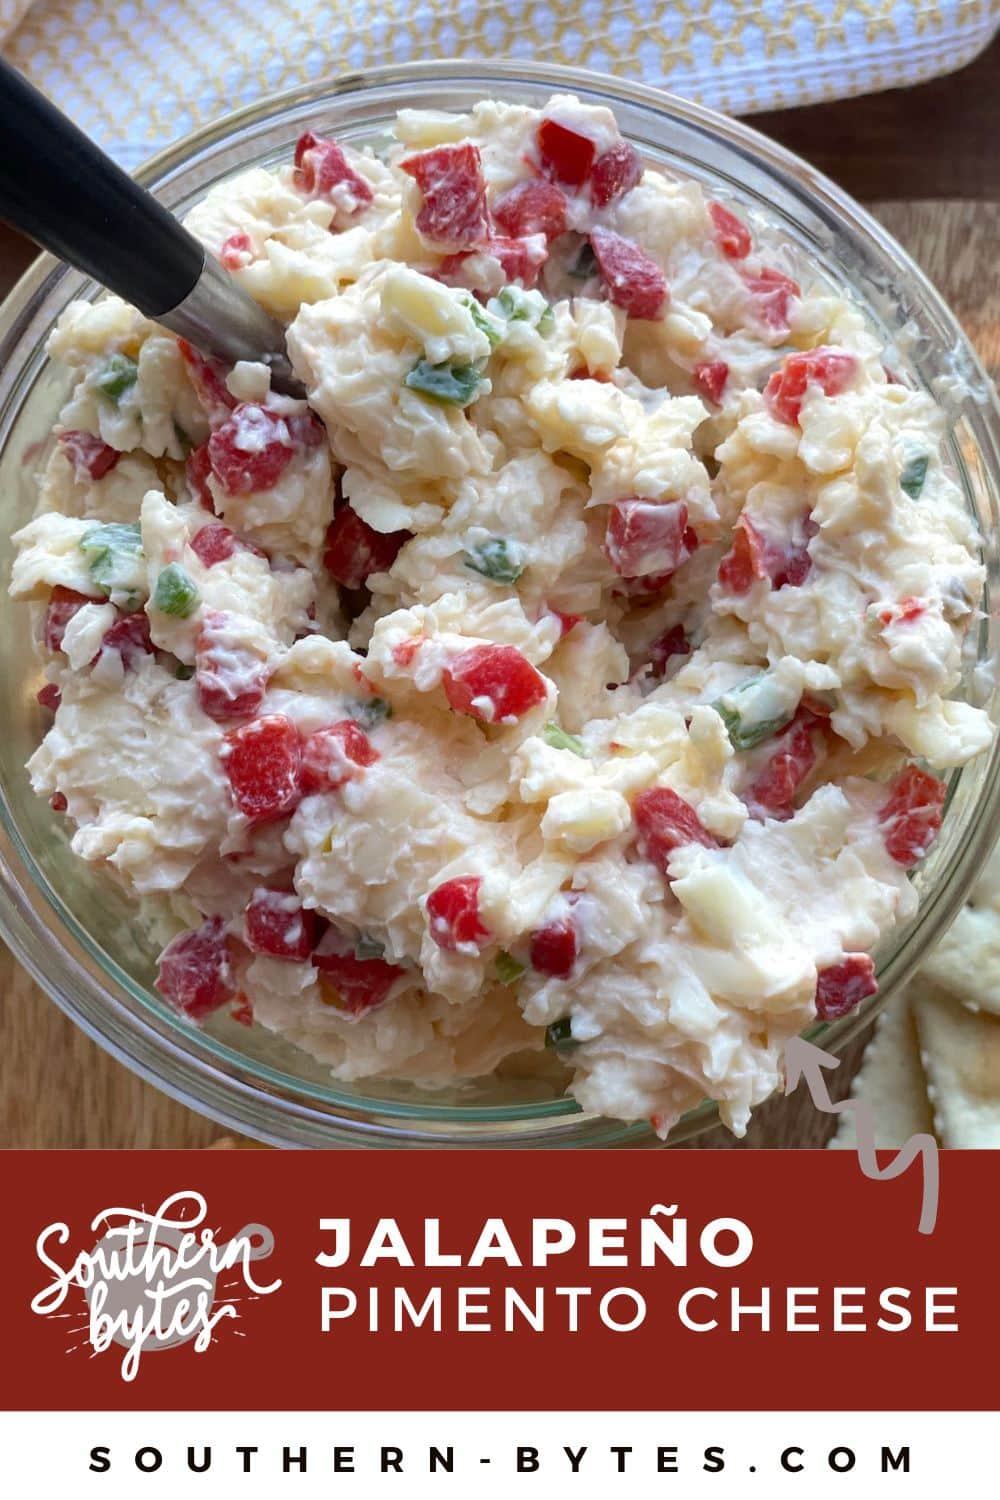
[1,61,998,1148]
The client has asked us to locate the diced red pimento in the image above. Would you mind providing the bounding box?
[231,993,254,1027]
[392,638,421,667]
[441,234,549,289]
[879,763,946,868]
[590,227,668,320]
[191,523,238,568]
[156,915,236,1021]
[647,624,691,677]
[219,232,253,270]
[590,141,643,208]
[58,429,121,482]
[530,917,578,979]
[36,683,61,713]
[186,442,216,512]
[744,711,821,819]
[765,347,858,426]
[633,786,719,876]
[323,505,410,590]
[313,939,406,1017]
[195,609,269,722]
[550,608,583,637]
[692,360,729,404]
[49,791,68,812]
[245,887,319,962]
[708,200,752,260]
[44,586,91,652]
[814,954,878,1021]
[100,610,153,669]
[223,713,303,823]
[605,497,691,580]
[425,875,490,951]
[878,596,925,628]
[536,117,596,187]
[742,267,801,338]
[492,178,568,240]
[177,338,237,428]
[299,720,379,794]
[442,644,547,723]
[400,143,489,250]
[208,403,296,495]
[293,131,373,212]
[717,513,815,595]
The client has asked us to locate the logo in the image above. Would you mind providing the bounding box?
[30,1190,281,1381]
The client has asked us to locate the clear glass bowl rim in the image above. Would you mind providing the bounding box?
[1,57,998,1149]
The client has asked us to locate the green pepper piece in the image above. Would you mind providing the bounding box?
[404,359,481,408]
[153,563,200,618]
[545,1017,578,1049]
[712,672,797,751]
[349,697,392,729]
[355,932,385,960]
[900,455,929,499]
[537,304,555,336]
[80,521,144,597]
[466,298,504,350]
[95,353,139,403]
[175,662,195,681]
[463,536,525,584]
[543,722,587,758]
[495,951,526,986]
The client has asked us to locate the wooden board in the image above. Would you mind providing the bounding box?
[1,199,997,1148]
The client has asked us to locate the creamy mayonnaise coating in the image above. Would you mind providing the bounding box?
[10,94,993,1135]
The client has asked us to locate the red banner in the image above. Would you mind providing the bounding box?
[0,1149,994,1411]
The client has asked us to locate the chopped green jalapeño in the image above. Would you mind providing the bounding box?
[463,535,525,584]
[543,722,586,758]
[495,951,526,986]
[545,1017,578,1050]
[349,697,392,729]
[900,455,929,499]
[153,563,200,618]
[404,359,481,408]
[712,671,798,751]
[95,353,139,404]
[80,521,144,598]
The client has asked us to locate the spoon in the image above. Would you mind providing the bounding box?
[0,59,304,397]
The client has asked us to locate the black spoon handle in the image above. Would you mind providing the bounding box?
[0,60,304,395]
[0,57,203,317]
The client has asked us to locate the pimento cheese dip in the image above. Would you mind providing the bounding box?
[10,96,993,1135]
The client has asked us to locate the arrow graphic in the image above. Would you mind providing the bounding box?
[784,1036,939,1235]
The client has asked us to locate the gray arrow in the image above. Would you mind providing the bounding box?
[785,1035,939,1235]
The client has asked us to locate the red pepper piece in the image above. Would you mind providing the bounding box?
[764,347,858,426]
[815,954,877,1021]
[400,143,489,250]
[245,887,319,961]
[708,200,752,259]
[442,644,547,723]
[156,915,237,1021]
[590,227,668,320]
[58,429,121,482]
[879,764,946,868]
[633,786,719,876]
[223,713,303,824]
[492,178,569,240]
[322,505,410,590]
[300,720,378,794]
[529,917,578,978]
[425,875,491,951]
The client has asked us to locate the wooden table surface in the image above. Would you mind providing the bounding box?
[1,46,998,1148]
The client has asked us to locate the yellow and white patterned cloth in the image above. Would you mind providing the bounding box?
[2,0,998,167]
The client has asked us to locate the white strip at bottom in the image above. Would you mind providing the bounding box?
[0,1410,987,1497]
